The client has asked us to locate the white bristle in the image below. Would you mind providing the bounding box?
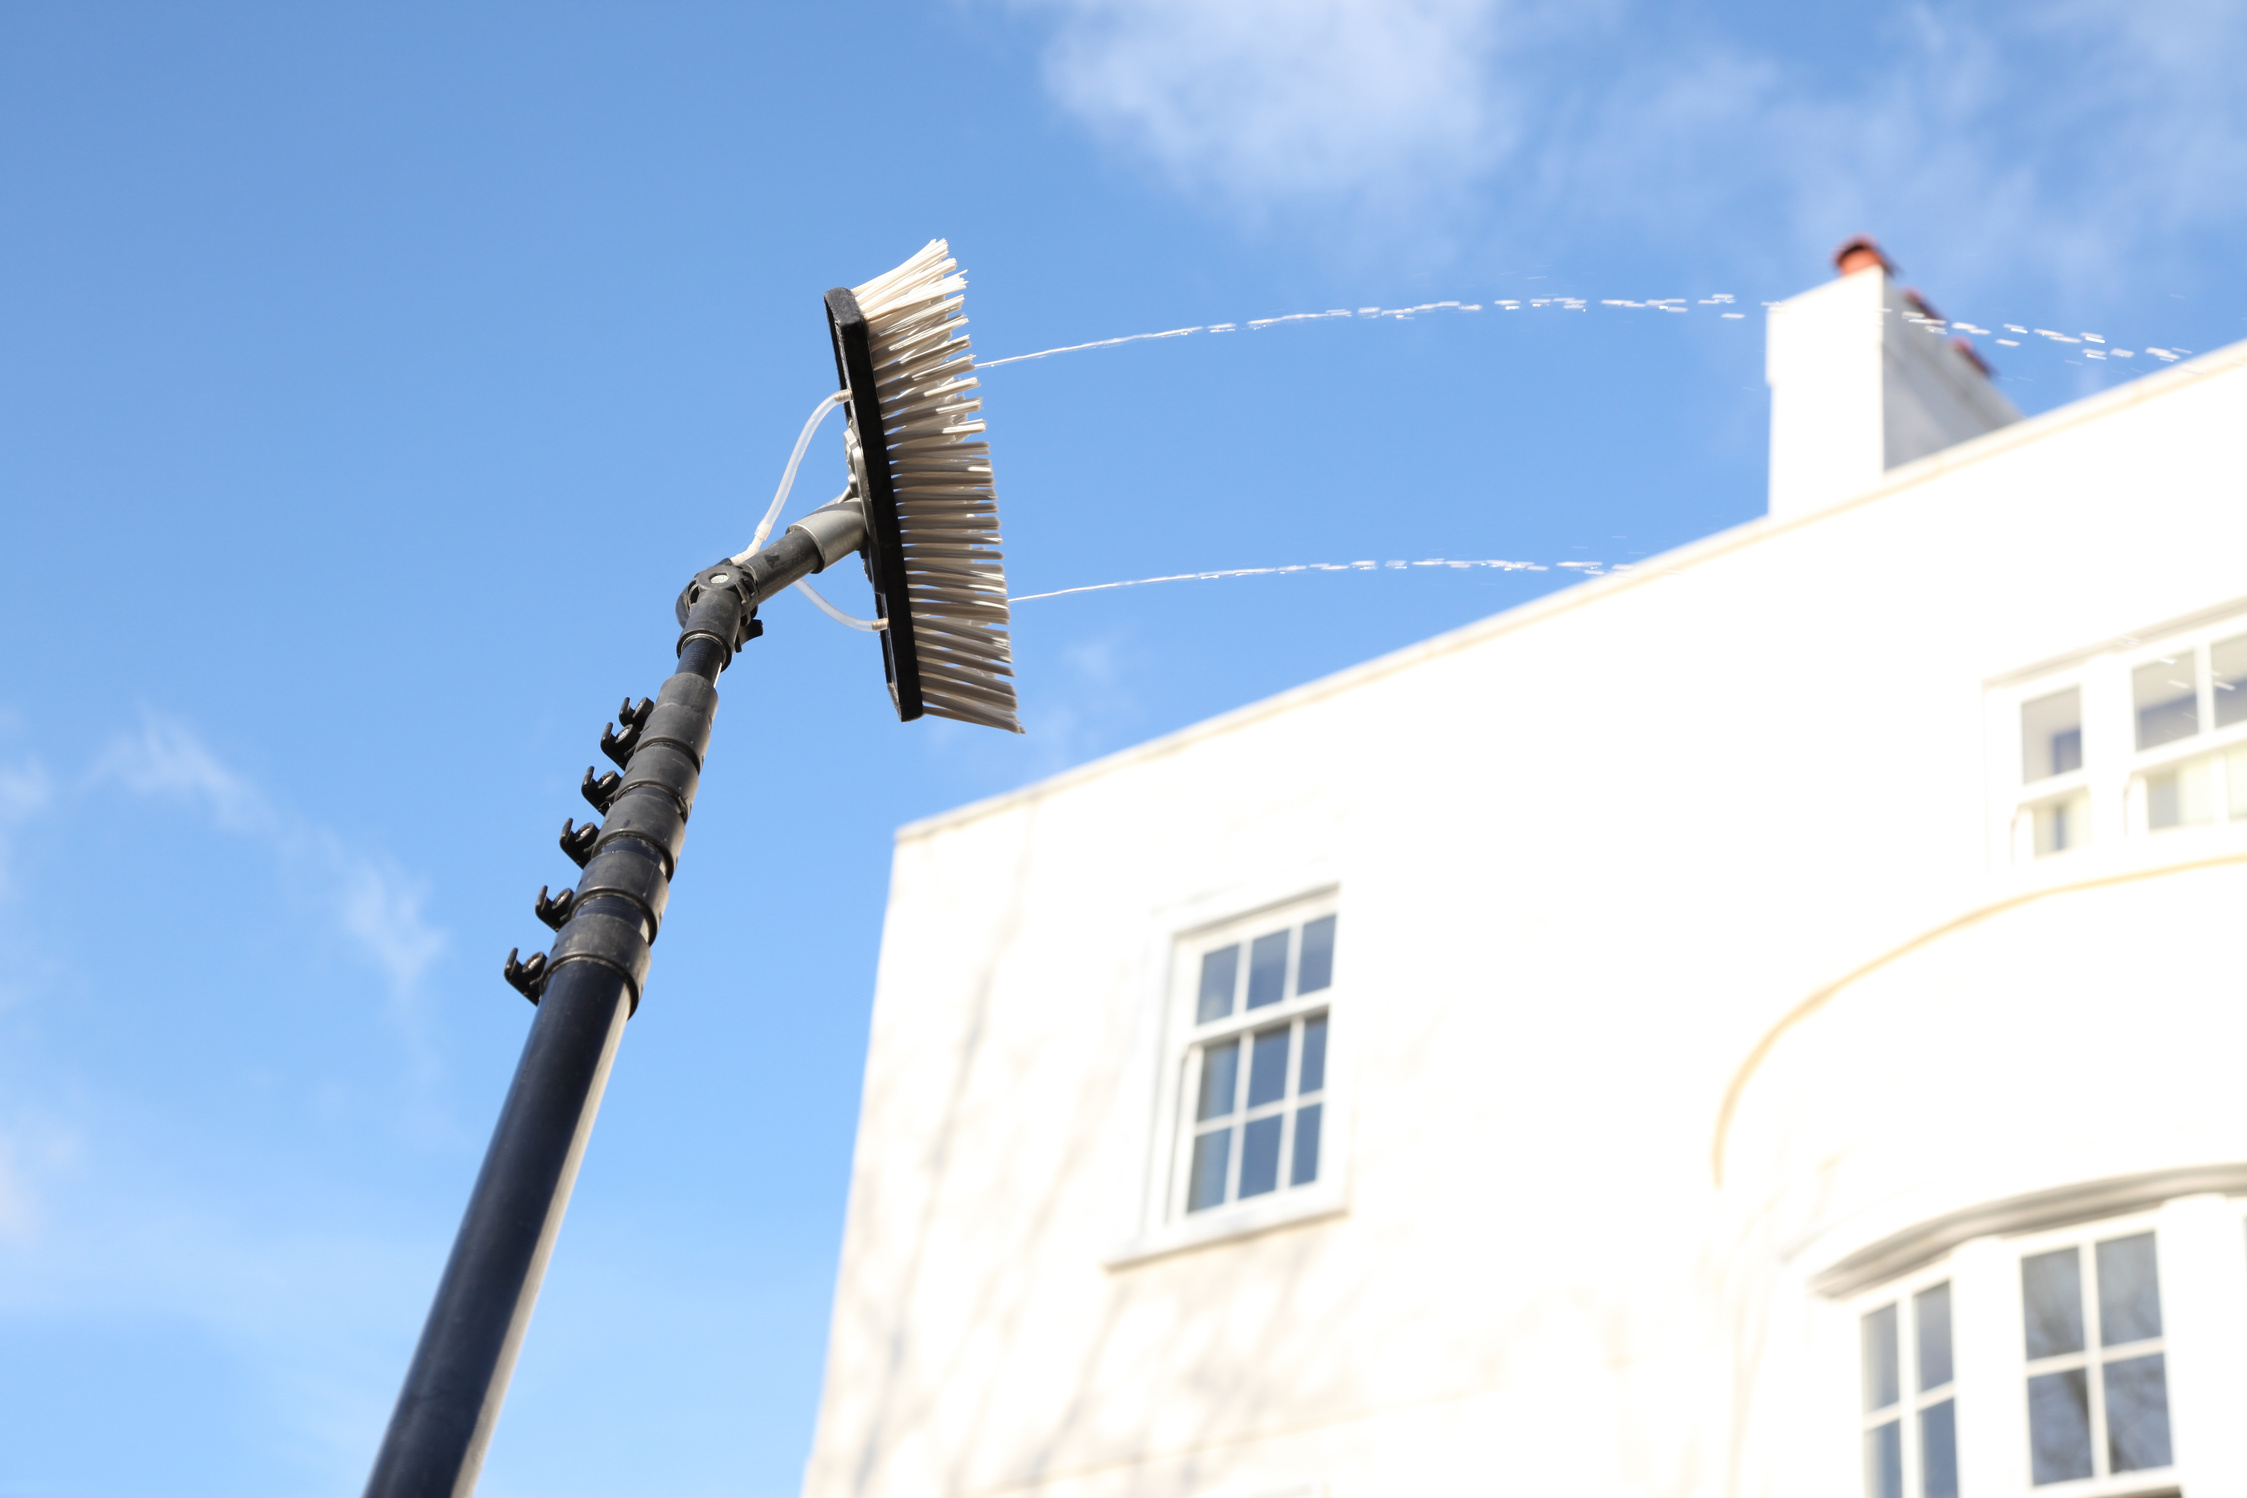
[851,240,1021,734]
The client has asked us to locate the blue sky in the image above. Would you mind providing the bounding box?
[0,4,2241,1495]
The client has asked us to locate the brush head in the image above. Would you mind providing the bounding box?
[825,241,1022,734]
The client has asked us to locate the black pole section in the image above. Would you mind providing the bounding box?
[362,565,760,1498]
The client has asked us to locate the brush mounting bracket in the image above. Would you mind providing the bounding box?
[790,498,870,569]
[675,562,763,662]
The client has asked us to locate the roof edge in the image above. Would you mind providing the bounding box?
[898,335,2247,844]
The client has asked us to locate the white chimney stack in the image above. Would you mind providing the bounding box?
[1765,237,2021,519]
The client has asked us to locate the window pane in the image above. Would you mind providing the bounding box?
[2096,1232,2163,1344]
[1186,1129,1231,1212]
[2146,757,2214,830]
[2146,767,2180,829]
[1197,945,1239,1024]
[1196,1040,1239,1122]
[2214,633,2247,728]
[2028,1368,2094,1484]
[1921,1399,1959,1498]
[1239,1115,1283,1198]
[1862,1303,1900,1412]
[1247,1026,1292,1108]
[1299,1013,1329,1095]
[2023,1247,2086,1358]
[2104,1353,2174,1473]
[1246,930,1289,1009]
[1865,1420,1902,1498]
[1298,914,1337,993]
[2134,656,2200,750]
[2229,744,2247,820]
[2032,791,2090,856]
[2022,688,2084,782]
[1916,1282,1954,1392]
[1290,1102,1321,1186]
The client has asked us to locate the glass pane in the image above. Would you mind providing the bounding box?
[2135,655,2200,750]
[1865,1420,1902,1498]
[2214,633,2247,728]
[1186,1128,1231,1212]
[1916,1282,1954,1391]
[2146,757,2214,830]
[1238,1115,1283,1198]
[1299,1013,1329,1095]
[2023,1247,2086,1358]
[1196,944,1239,1024]
[2097,1232,2163,1344]
[2104,1352,2174,1472]
[1298,914,1337,993]
[2022,688,2084,782]
[1921,1399,1959,1498]
[2033,792,2090,856]
[1246,930,1289,1009]
[1247,1026,1292,1108]
[2028,1368,2094,1484]
[1862,1303,1900,1412]
[2146,768,2179,829]
[1196,1040,1239,1122]
[1291,1102,1321,1186]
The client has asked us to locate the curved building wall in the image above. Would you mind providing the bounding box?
[1720,855,2247,1498]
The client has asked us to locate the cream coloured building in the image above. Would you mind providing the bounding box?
[802,258,2247,1498]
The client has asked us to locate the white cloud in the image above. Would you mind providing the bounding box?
[0,756,53,900]
[0,1114,83,1247]
[94,715,271,833]
[336,855,446,1000]
[0,760,49,822]
[1547,4,2247,303]
[1010,0,2247,310]
[1022,0,1521,209]
[0,1139,34,1244]
[95,713,447,1012]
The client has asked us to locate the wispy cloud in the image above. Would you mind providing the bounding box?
[0,1115,81,1247]
[95,714,272,831]
[336,857,446,1003]
[1011,0,2247,309]
[1018,0,1526,214]
[0,760,49,821]
[93,712,448,1022]
[1545,3,2247,302]
[0,1135,36,1244]
[0,755,53,900]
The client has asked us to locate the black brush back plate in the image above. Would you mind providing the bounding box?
[825,286,924,723]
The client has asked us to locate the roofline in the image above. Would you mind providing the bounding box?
[899,336,2247,844]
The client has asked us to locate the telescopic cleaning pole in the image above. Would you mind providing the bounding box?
[361,518,864,1498]
[362,239,1014,1498]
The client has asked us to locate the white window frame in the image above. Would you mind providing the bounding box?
[2005,1216,2178,1498]
[1853,1266,1962,1498]
[1107,884,1349,1267]
[1986,598,2247,872]
[2116,625,2247,838]
[1832,1200,2230,1498]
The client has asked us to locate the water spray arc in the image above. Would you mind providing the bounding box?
[977,291,2195,373]
[359,241,1014,1498]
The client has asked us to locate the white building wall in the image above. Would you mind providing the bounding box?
[804,329,2247,1498]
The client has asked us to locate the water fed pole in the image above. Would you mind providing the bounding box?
[363,241,1018,1498]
